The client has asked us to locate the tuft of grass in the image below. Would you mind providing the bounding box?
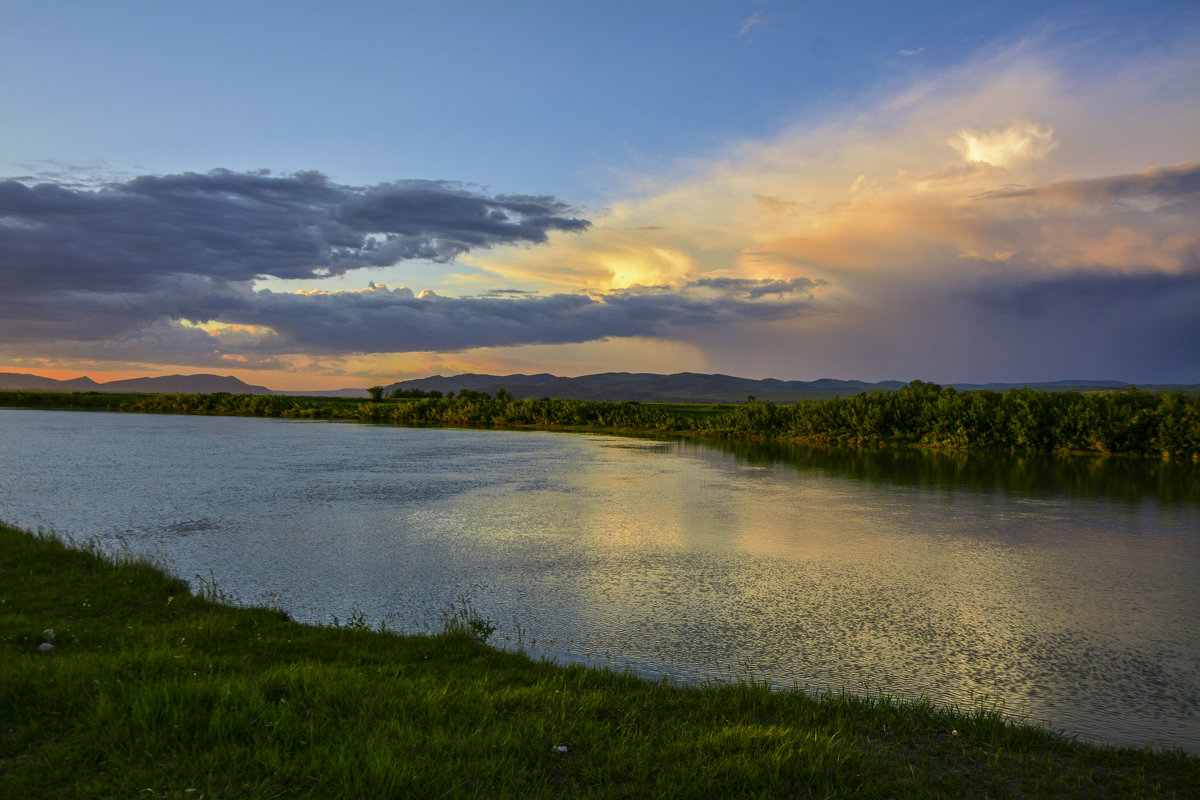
[2,521,1196,798]
[438,595,500,645]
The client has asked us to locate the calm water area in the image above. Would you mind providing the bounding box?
[2,408,1198,753]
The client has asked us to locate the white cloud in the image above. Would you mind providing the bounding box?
[950,121,1057,168]
[737,10,768,37]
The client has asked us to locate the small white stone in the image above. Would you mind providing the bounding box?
[42,629,54,641]
[553,745,568,754]
[37,642,54,651]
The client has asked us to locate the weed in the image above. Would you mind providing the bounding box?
[329,602,371,631]
[194,569,234,603]
[437,596,498,644]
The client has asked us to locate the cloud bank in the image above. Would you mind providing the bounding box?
[0,169,824,364]
[459,39,1199,383]
[191,278,824,354]
[0,170,588,293]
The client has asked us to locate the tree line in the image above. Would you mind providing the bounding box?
[368,386,508,401]
[2,381,1197,457]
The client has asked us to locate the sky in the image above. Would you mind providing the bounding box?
[1,1,1198,390]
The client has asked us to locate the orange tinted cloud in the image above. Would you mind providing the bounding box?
[468,42,1196,298]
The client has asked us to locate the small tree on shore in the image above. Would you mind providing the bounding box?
[366,385,384,402]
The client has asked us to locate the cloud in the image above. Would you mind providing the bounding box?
[738,11,768,37]
[458,36,1199,382]
[963,162,1200,272]
[687,276,824,299]
[979,161,1200,207]
[0,247,825,362]
[743,160,1200,280]
[0,170,589,296]
[0,168,596,358]
[179,278,825,355]
[950,120,1057,168]
[0,163,827,365]
[898,47,925,57]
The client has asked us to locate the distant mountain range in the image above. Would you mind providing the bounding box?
[0,372,353,396]
[382,372,1184,403]
[3,370,1196,403]
[383,372,908,402]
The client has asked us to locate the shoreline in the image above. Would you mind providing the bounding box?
[3,522,1196,797]
[3,385,1199,460]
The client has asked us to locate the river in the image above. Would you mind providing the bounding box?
[1,407,1197,752]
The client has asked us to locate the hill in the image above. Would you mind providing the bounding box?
[380,372,908,402]
[4,370,1197,403]
[0,372,278,395]
[382,372,1199,403]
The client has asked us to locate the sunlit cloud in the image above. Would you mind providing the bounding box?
[950,120,1057,168]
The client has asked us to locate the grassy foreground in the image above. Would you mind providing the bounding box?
[2,524,1196,799]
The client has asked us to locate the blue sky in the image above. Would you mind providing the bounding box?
[2,1,1197,388]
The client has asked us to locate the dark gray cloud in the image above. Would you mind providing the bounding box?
[978,161,1200,208]
[689,276,824,299]
[0,169,589,294]
[0,164,825,365]
[164,277,824,354]
[0,166,824,359]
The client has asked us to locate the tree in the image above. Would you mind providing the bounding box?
[366,385,384,402]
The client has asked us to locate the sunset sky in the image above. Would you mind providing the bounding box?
[2,1,1197,390]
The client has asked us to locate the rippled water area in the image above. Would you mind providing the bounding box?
[2,408,1198,752]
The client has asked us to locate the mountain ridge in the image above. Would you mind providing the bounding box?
[381,372,1165,403]
[0,372,281,396]
[3,371,1195,403]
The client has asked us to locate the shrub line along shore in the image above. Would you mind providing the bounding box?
[2,523,1197,798]
[2,380,1199,458]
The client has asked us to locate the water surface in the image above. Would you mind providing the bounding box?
[1,408,1197,752]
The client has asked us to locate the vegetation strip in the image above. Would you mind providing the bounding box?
[2,523,1196,798]
[3,379,1199,457]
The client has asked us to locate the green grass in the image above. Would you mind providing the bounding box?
[2,523,1196,798]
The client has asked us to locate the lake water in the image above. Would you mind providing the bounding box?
[2,408,1198,753]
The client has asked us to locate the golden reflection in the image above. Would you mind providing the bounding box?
[539,437,1199,750]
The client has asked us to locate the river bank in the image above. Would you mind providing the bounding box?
[2,522,1196,798]
[3,381,1199,458]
